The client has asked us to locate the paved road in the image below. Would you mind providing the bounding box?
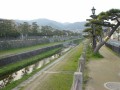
[86,46,120,90]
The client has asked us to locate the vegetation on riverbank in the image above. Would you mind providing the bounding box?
[0,38,83,90]
[0,42,61,58]
[0,47,61,77]
[0,38,81,59]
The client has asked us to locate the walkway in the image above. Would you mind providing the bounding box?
[86,46,120,90]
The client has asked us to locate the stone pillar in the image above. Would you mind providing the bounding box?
[72,72,83,90]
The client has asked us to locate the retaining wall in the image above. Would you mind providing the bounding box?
[0,36,80,50]
[105,42,120,55]
[0,44,63,67]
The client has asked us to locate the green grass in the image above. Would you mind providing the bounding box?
[86,45,103,60]
[0,38,82,59]
[40,74,73,90]
[0,42,61,59]
[37,43,83,90]
[0,47,61,77]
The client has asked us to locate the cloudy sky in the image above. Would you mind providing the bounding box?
[0,0,120,23]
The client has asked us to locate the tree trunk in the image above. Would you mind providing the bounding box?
[94,41,105,53]
[94,23,120,53]
[92,35,96,50]
[118,30,120,41]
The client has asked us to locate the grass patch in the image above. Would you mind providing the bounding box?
[86,45,103,60]
[39,74,73,90]
[0,47,61,77]
[0,42,61,58]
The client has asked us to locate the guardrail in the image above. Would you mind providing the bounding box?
[71,43,87,90]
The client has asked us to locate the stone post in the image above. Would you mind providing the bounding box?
[72,72,83,90]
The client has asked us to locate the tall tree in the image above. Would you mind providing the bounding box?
[18,22,31,39]
[0,19,19,38]
[90,9,120,53]
[31,22,39,35]
[84,22,103,49]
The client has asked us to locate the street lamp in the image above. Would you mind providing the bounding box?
[91,7,96,49]
[91,7,96,15]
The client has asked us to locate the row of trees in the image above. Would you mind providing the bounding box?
[0,19,80,39]
[84,9,120,53]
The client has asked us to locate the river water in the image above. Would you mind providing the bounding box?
[0,46,73,89]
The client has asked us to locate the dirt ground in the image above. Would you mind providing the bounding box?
[85,46,120,90]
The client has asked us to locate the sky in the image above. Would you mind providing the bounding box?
[0,0,120,23]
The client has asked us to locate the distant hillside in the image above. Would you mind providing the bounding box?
[15,18,86,32]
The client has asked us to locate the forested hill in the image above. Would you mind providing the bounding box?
[15,18,86,32]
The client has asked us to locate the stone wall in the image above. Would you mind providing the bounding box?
[0,44,63,67]
[0,36,80,50]
[105,42,120,55]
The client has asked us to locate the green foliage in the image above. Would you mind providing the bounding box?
[86,45,103,59]
[84,22,91,27]
[0,19,81,38]
[93,9,120,27]
[0,19,20,38]
[83,28,92,33]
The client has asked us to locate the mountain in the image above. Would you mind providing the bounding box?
[15,18,86,32]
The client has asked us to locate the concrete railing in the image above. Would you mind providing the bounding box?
[105,42,120,55]
[71,44,86,90]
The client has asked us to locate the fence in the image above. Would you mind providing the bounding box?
[105,41,120,56]
[71,43,87,90]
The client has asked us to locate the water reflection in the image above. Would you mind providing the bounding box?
[0,46,73,89]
